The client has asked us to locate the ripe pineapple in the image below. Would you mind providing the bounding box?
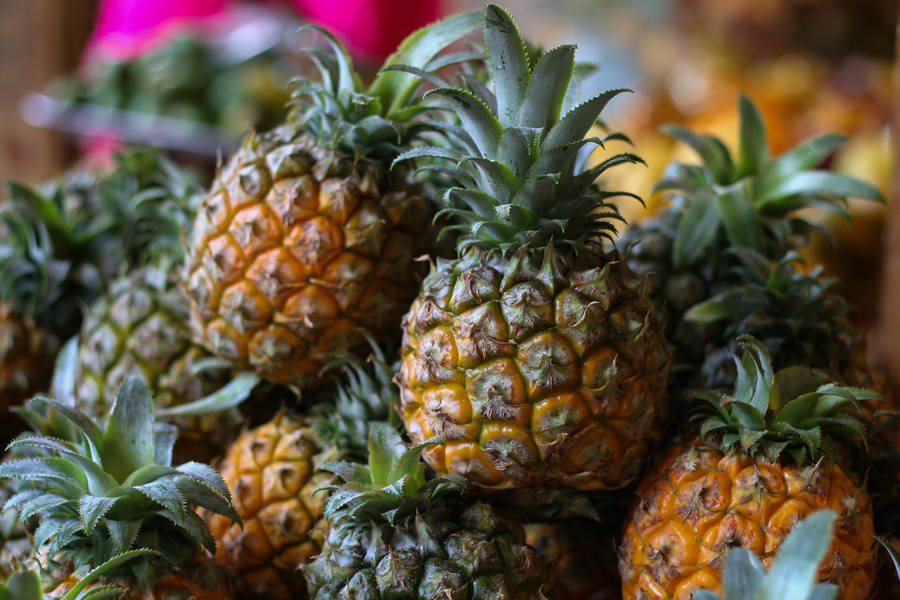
[395,5,670,491]
[303,422,548,598]
[0,377,240,599]
[204,411,327,599]
[0,150,199,438]
[206,342,396,599]
[619,337,878,600]
[693,510,843,600]
[619,95,884,393]
[183,13,480,389]
[68,264,239,462]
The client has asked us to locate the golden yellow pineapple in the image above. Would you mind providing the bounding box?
[207,341,397,599]
[619,337,878,600]
[183,15,480,388]
[205,411,328,599]
[396,6,670,492]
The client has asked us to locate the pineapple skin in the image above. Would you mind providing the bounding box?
[74,267,238,461]
[398,248,670,491]
[184,126,433,389]
[0,301,57,436]
[618,439,876,600]
[205,411,328,600]
[305,499,547,599]
[525,519,622,600]
[46,560,232,600]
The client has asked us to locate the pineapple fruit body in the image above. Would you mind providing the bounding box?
[184,126,433,388]
[46,560,231,600]
[525,519,621,600]
[205,411,328,599]
[304,499,546,599]
[619,439,876,600]
[0,301,56,439]
[74,266,238,459]
[399,248,670,491]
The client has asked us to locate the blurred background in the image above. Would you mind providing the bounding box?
[1,0,898,367]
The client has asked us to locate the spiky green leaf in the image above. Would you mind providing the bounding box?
[759,510,836,600]
[101,377,156,483]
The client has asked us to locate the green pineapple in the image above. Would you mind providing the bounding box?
[67,264,240,462]
[684,250,881,391]
[0,150,198,440]
[619,95,883,393]
[0,377,240,599]
[303,423,548,599]
[395,4,669,492]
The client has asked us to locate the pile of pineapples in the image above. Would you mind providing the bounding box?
[0,6,897,600]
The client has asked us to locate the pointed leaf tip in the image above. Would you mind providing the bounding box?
[101,376,156,483]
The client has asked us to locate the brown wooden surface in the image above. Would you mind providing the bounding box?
[0,0,96,184]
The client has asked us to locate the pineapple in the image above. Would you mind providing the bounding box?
[1,551,157,600]
[0,150,199,438]
[618,95,884,393]
[684,250,883,392]
[525,518,621,600]
[205,342,396,599]
[66,264,240,462]
[183,13,480,389]
[618,336,878,600]
[203,410,327,599]
[303,422,548,598]
[395,4,670,491]
[693,510,842,600]
[0,303,56,439]
[0,377,240,599]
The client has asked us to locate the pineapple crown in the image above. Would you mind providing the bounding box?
[0,377,240,586]
[685,250,858,386]
[393,4,642,255]
[0,550,154,600]
[289,12,480,161]
[317,423,462,527]
[694,510,839,600]
[0,150,198,335]
[691,336,878,466]
[310,338,397,460]
[657,94,884,269]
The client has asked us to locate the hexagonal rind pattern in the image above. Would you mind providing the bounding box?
[398,251,671,491]
[619,440,876,600]
[205,412,328,600]
[184,127,432,388]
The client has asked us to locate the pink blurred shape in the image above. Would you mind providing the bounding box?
[84,0,228,61]
[293,0,440,62]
